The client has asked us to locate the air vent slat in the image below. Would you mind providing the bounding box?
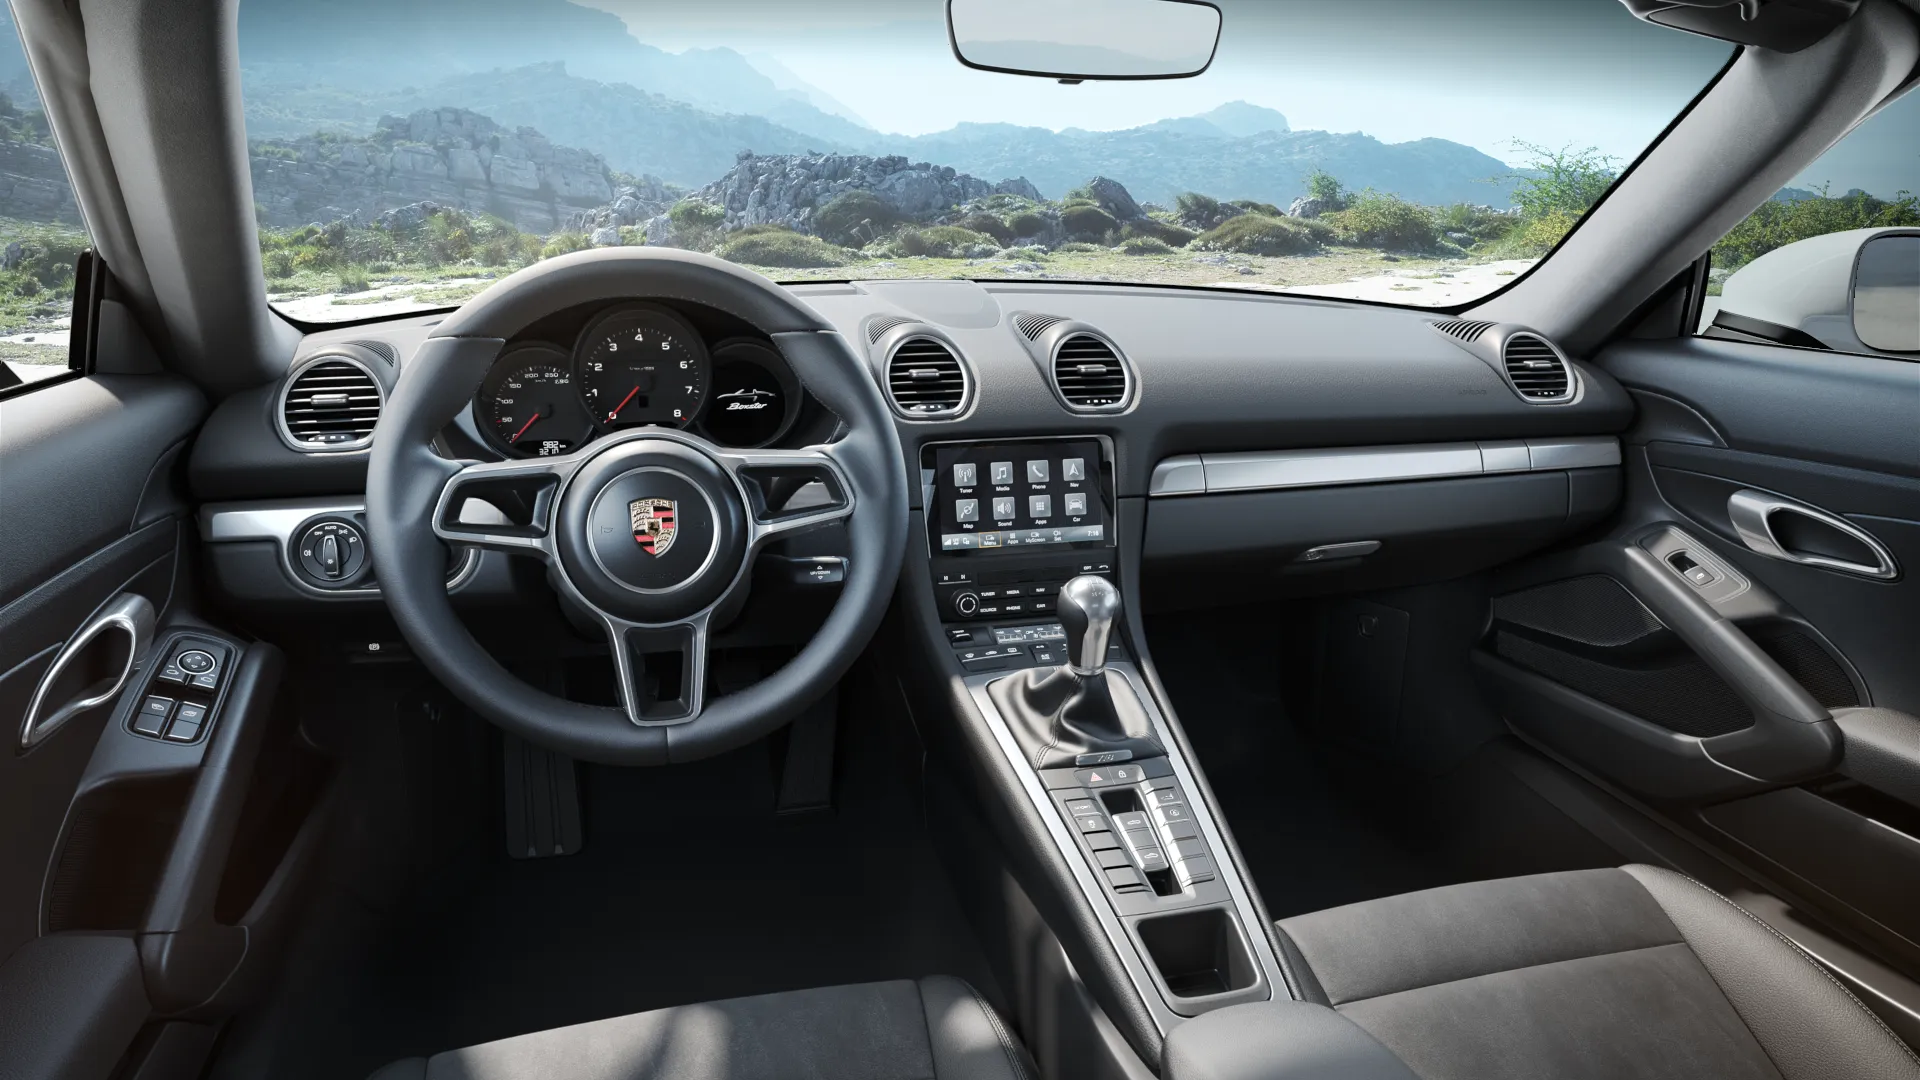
[1015,312,1068,341]
[1050,333,1130,411]
[1501,334,1573,403]
[1433,319,1497,342]
[884,337,969,418]
[281,358,382,448]
[866,315,914,344]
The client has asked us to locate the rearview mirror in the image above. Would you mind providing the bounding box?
[947,0,1223,82]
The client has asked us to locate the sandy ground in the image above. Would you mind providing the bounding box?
[0,326,72,384]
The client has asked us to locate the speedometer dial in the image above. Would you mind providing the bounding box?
[575,304,710,429]
[478,344,593,457]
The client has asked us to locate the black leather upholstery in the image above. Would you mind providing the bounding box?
[366,977,1035,1080]
[1275,865,1920,1080]
[988,667,1164,769]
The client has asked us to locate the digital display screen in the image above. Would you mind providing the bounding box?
[932,440,1107,553]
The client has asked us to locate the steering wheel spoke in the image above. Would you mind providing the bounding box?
[605,612,710,725]
[430,455,583,559]
[715,445,857,548]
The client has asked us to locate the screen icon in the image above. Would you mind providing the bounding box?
[1029,494,1053,518]
[1062,458,1086,481]
[990,461,1014,485]
[1027,460,1051,483]
[956,499,979,523]
[992,497,1016,520]
[953,463,977,487]
[1065,493,1087,516]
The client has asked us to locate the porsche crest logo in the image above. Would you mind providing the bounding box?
[628,498,678,556]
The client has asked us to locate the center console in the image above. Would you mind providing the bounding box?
[920,437,1289,1031]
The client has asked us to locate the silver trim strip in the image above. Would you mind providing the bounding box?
[1149,436,1621,496]
[965,663,1285,1033]
[199,499,483,598]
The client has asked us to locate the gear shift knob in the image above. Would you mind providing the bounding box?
[1057,575,1120,676]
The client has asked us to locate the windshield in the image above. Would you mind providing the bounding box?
[236,0,1731,324]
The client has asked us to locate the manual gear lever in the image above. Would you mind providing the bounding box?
[988,575,1163,769]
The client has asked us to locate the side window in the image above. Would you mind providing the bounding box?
[0,6,92,393]
[1701,88,1919,360]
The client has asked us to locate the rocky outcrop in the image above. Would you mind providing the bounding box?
[690,151,1041,233]
[559,176,681,235]
[1286,195,1341,219]
[1083,177,1142,221]
[0,138,81,224]
[248,107,674,233]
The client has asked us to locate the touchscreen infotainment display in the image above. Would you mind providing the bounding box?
[931,440,1106,553]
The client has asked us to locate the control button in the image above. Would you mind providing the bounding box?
[953,462,977,487]
[155,663,188,685]
[189,672,220,691]
[976,604,1001,617]
[990,461,1014,485]
[1175,857,1216,886]
[139,695,175,720]
[1172,838,1209,860]
[295,519,368,585]
[956,498,979,523]
[1085,831,1120,852]
[1073,813,1109,833]
[176,650,216,675]
[1095,848,1133,870]
[1064,798,1100,816]
[1143,776,1178,792]
[977,589,999,600]
[954,592,980,617]
[1103,866,1144,890]
[1122,828,1159,852]
[1002,602,1026,614]
[134,696,173,737]
[1149,787,1183,805]
[1112,810,1152,832]
[937,571,973,586]
[1135,848,1171,873]
[1031,643,1061,666]
[1077,764,1144,788]
[1064,493,1088,516]
[1028,494,1053,519]
[173,700,208,725]
[1153,803,1193,825]
[164,720,202,743]
[1002,587,1025,598]
[1159,816,1200,842]
[1027,460,1051,483]
[946,628,976,644]
[977,532,1002,549]
[992,496,1017,520]
[1687,566,1717,587]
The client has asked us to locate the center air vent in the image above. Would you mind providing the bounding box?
[1051,333,1132,412]
[1501,333,1575,403]
[885,336,970,418]
[280,356,383,450]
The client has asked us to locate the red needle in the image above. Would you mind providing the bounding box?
[607,386,640,422]
[507,413,540,443]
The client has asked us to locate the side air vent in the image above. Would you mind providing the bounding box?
[1502,333,1574,402]
[866,314,914,344]
[279,356,384,450]
[1051,333,1132,411]
[1015,312,1068,340]
[885,336,970,418]
[1432,319,1496,342]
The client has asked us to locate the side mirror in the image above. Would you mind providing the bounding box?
[947,0,1222,82]
[1852,233,1919,354]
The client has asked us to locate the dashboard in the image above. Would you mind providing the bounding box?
[470,301,805,457]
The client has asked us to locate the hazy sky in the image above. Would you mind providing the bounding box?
[582,0,1733,165]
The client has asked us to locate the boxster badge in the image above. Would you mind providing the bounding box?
[628,498,678,556]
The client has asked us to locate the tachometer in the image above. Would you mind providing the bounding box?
[575,304,710,429]
[477,344,593,457]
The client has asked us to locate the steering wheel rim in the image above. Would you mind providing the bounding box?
[365,248,907,765]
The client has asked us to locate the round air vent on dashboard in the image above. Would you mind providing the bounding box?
[1049,332,1133,412]
[1500,333,1576,403]
[277,352,385,452]
[884,335,972,419]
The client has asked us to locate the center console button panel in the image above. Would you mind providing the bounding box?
[1034,757,1229,912]
[127,633,237,745]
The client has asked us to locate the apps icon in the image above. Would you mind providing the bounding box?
[1029,494,1053,518]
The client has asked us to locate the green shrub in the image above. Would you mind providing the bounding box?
[1120,219,1195,247]
[1713,185,1919,273]
[1479,210,1577,259]
[1193,214,1320,256]
[1323,191,1441,252]
[1174,192,1239,230]
[1433,203,1519,248]
[1060,204,1118,241]
[715,228,851,268]
[1304,169,1345,205]
[264,250,296,278]
[291,247,335,271]
[334,267,371,293]
[1119,235,1174,255]
[1229,199,1284,218]
[1006,210,1050,239]
[669,199,726,232]
[958,213,1015,246]
[1506,142,1617,221]
[618,225,648,246]
[539,232,590,260]
[1057,241,1103,253]
[896,225,995,259]
[814,190,898,246]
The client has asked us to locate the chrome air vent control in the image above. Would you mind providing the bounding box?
[884,336,971,418]
[278,348,387,451]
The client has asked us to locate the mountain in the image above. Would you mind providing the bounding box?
[238,0,867,150]
[1193,101,1290,137]
[243,64,857,189]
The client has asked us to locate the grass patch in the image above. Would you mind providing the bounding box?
[715,228,851,268]
[1194,214,1321,256]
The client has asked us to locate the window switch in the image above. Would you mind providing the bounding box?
[174,702,208,726]
[189,672,220,691]
[134,696,174,737]
[1095,848,1133,870]
[164,720,202,743]
[1103,866,1145,890]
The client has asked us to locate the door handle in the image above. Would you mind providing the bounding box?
[1727,489,1899,581]
[19,593,155,750]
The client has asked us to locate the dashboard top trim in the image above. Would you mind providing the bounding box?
[1149,436,1621,497]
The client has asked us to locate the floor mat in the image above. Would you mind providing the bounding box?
[211,667,996,1080]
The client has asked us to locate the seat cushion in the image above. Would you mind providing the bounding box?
[368,976,1035,1080]
[1277,865,1920,1080]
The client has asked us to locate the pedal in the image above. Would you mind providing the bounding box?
[776,689,838,815]
[503,733,583,858]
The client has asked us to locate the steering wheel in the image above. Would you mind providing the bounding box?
[365,249,908,765]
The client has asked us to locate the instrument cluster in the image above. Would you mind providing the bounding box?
[473,301,801,457]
